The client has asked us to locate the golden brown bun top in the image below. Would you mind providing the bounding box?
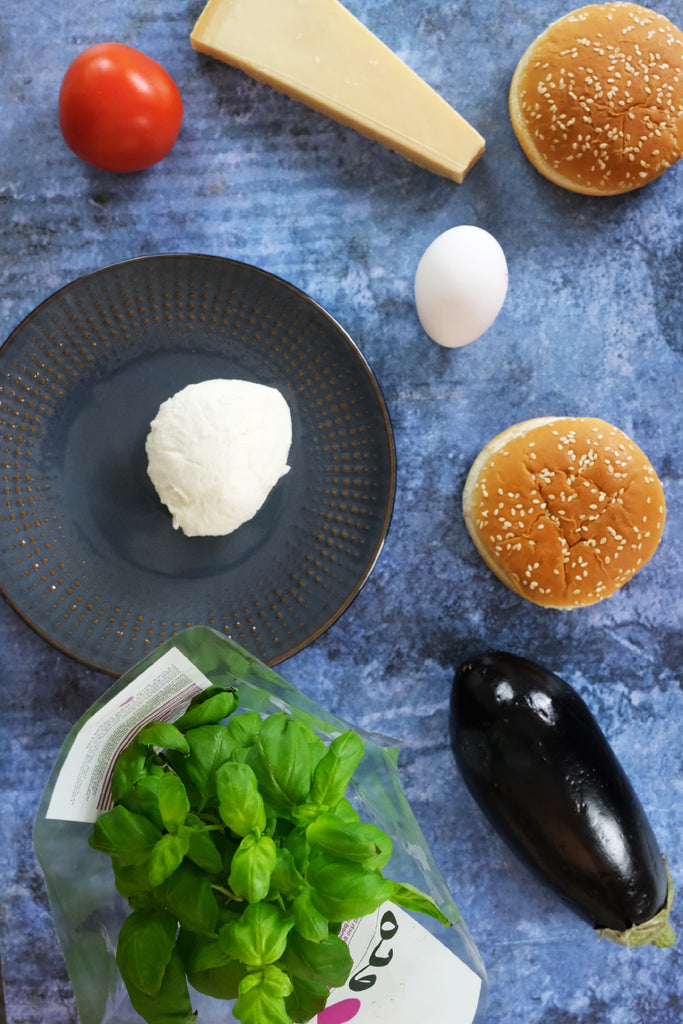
[509,3,683,195]
[462,417,666,608]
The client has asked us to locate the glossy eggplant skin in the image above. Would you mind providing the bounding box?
[450,651,669,934]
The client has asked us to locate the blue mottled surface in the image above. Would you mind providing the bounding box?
[1,1,682,1022]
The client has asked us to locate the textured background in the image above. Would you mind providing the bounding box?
[1,1,682,1022]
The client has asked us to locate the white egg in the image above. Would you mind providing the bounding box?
[414,225,508,348]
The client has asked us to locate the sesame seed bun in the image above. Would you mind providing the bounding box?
[462,417,666,608]
[509,3,683,196]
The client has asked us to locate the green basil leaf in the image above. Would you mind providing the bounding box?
[310,731,364,809]
[186,828,223,875]
[268,847,304,900]
[174,688,239,731]
[89,805,162,866]
[390,881,453,926]
[234,966,292,1024]
[185,684,227,703]
[177,928,236,974]
[290,802,322,826]
[124,946,196,1024]
[216,762,266,837]
[216,906,242,930]
[166,724,235,810]
[129,772,165,831]
[283,828,310,876]
[285,976,330,1024]
[137,721,190,755]
[213,831,239,875]
[308,857,394,922]
[116,908,177,997]
[148,833,191,888]
[231,747,253,765]
[332,798,360,824]
[227,711,263,749]
[226,903,294,967]
[283,930,353,987]
[158,773,190,832]
[157,860,220,935]
[291,887,329,943]
[269,814,294,844]
[228,832,277,903]
[178,911,239,975]
[306,813,392,869]
[249,713,324,813]
[128,891,162,913]
[111,745,148,804]
[112,861,155,901]
[186,958,247,1001]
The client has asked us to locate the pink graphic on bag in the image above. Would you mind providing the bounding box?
[317,997,361,1024]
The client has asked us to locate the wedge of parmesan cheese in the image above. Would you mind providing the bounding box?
[190,0,484,182]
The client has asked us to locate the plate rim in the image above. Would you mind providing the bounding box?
[0,252,397,676]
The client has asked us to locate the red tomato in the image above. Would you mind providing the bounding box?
[58,43,183,172]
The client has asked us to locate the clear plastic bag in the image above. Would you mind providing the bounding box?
[34,626,487,1024]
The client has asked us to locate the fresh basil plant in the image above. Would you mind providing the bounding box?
[90,684,451,1024]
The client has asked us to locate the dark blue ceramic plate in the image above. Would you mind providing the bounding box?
[0,254,395,675]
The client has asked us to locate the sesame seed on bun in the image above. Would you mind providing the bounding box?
[509,3,683,195]
[462,417,666,608]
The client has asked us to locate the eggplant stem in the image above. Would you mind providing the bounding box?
[597,856,676,949]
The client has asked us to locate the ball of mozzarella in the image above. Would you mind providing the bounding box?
[145,378,292,537]
[414,225,508,348]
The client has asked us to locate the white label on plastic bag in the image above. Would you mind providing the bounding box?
[46,648,213,822]
[324,904,482,1024]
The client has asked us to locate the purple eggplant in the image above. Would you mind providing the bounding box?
[449,650,675,947]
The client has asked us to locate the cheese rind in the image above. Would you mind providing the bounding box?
[190,0,485,182]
